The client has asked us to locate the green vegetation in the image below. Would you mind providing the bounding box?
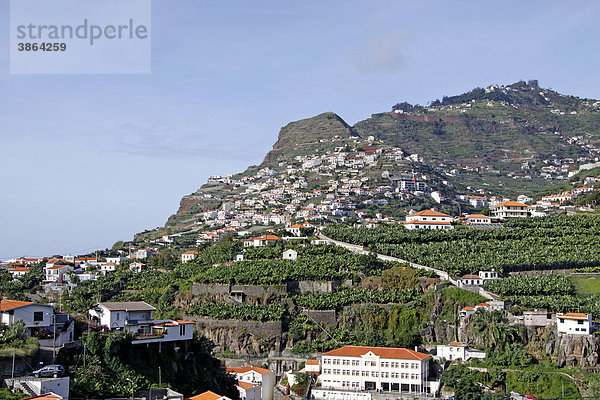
[190,303,285,322]
[483,275,574,296]
[323,215,600,276]
[294,287,420,310]
[0,322,39,358]
[60,330,238,399]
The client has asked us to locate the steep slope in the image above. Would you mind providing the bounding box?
[262,111,357,165]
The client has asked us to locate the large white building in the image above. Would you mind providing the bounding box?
[315,345,436,399]
[436,342,486,362]
[556,313,593,335]
[490,201,530,219]
[404,210,453,230]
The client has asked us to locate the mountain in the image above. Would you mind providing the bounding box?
[148,80,600,240]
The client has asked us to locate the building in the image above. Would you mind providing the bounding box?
[44,264,73,284]
[235,381,261,400]
[478,270,499,282]
[523,309,551,327]
[88,301,194,344]
[490,201,530,219]
[459,306,475,318]
[436,342,486,362]
[465,214,491,225]
[226,366,275,400]
[0,300,54,337]
[181,251,199,263]
[187,391,232,400]
[288,224,308,237]
[305,359,320,375]
[9,267,29,279]
[556,313,593,335]
[282,249,298,261]
[243,235,283,248]
[404,210,454,231]
[458,274,483,287]
[316,345,434,397]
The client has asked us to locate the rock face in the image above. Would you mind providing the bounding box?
[192,317,284,355]
[546,329,600,367]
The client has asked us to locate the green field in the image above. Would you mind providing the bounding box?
[571,275,600,296]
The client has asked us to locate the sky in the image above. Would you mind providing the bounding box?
[1,0,600,259]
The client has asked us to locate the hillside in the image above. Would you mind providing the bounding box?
[156,80,600,238]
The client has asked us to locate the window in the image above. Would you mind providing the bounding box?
[116,313,120,320]
[180,324,186,336]
[33,311,43,322]
[578,320,584,325]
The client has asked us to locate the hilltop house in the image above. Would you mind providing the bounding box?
[404,210,453,230]
[288,224,309,237]
[458,270,498,287]
[490,201,530,219]
[88,301,194,344]
[315,345,437,397]
[556,313,593,335]
[226,366,275,400]
[0,300,54,337]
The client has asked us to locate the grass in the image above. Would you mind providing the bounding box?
[571,275,600,296]
[0,340,39,358]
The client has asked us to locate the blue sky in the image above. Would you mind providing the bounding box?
[1,0,600,259]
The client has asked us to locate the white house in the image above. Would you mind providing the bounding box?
[243,235,283,248]
[88,301,194,344]
[235,381,261,400]
[404,210,453,230]
[556,313,593,335]
[458,274,483,287]
[465,214,491,225]
[129,262,146,273]
[226,366,275,400]
[181,250,199,263]
[305,359,320,375]
[106,256,126,265]
[436,342,486,362]
[89,301,155,330]
[136,248,155,259]
[45,264,74,284]
[288,224,308,237]
[316,345,435,397]
[491,201,530,219]
[9,267,29,279]
[282,249,298,261]
[0,300,54,336]
[478,270,499,282]
[100,262,118,275]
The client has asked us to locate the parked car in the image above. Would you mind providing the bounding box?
[524,395,536,400]
[510,391,522,397]
[32,364,65,378]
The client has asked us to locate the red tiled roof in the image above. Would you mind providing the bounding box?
[408,210,451,217]
[306,359,320,365]
[466,214,490,219]
[404,220,451,225]
[9,267,29,272]
[476,303,490,307]
[1,299,34,311]
[491,201,528,208]
[183,251,199,255]
[321,346,430,361]
[557,313,589,320]
[237,381,257,390]
[461,306,475,311]
[449,342,465,347]
[461,274,480,279]
[187,391,223,400]
[227,366,272,375]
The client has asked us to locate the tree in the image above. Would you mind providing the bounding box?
[382,264,419,290]
[454,374,483,400]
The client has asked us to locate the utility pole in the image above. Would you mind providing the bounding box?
[52,312,57,362]
[11,350,15,381]
[159,366,162,387]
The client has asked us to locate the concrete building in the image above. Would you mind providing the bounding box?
[436,342,486,362]
[491,201,530,219]
[226,366,275,400]
[556,313,593,335]
[315,345,435,397]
